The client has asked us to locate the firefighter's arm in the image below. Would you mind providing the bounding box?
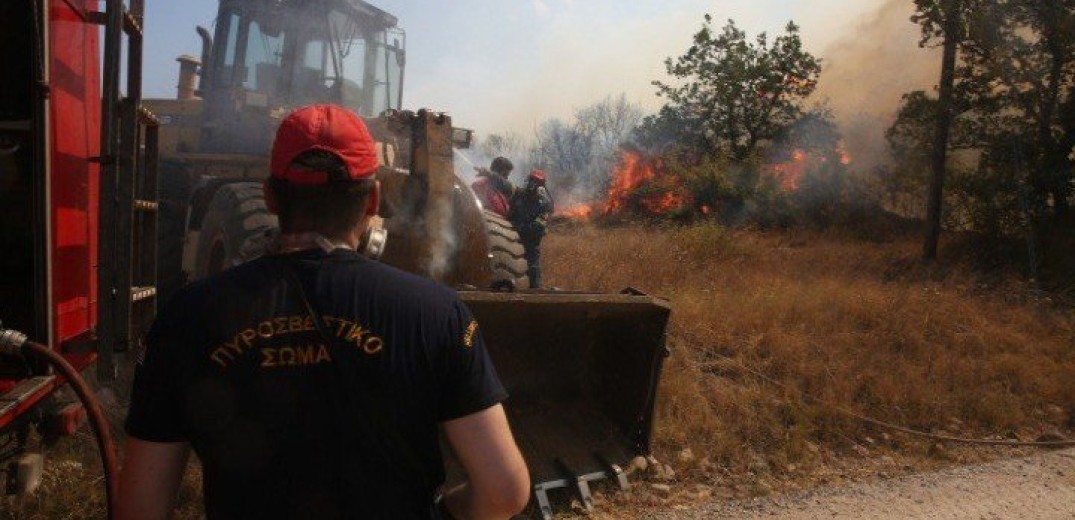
[538,186,554,216]
[116,438,190,520]
[441,404,529,520]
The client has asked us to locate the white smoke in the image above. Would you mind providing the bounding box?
[812,0,940,171]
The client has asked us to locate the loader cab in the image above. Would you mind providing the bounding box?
[200,0,405,154]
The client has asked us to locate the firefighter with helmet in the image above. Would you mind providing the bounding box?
[509,170,554,289]
[470,156,515,218]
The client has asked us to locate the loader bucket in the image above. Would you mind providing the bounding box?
[457,289,671,513]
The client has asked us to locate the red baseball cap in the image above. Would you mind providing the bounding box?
[528,169,547,183]
[270,105,379,184]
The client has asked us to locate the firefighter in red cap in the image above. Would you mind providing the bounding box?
[470,156,515,218]
[509,170,554,289]
[118,105,529,520]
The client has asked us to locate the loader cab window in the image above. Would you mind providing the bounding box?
[243,21,283,92]
[222,13,239,69]
[214,11,284,94]
[293,9,404,117]
[213,6,404,117]
[322,9,373,115]
[375,29,406,112]
[331,20,369,113]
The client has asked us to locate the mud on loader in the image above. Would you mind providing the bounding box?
[1,0,668,517]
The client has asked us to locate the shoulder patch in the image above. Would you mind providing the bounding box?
[463,320,479,349]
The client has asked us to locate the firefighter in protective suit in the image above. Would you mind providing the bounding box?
[470,156,514,218]
[509,170,554,289]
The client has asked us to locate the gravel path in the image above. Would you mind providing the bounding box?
[648,448,1075,519]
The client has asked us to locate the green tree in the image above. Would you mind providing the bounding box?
[913,0,968,260]
[956,0,1075,221]
[649,16,821,160]
[882,92,940,216]
[904,1,1075,235]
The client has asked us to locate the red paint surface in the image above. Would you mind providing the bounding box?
[0,380,58,431]
[0,352,97,429]
[49,0,100,346]
[0,1,104,430]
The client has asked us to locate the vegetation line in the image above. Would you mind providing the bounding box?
[692,338,1075,448]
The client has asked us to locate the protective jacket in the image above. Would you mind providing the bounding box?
[471,171,514,218]
[509,185,554,288]
[509,185,553,240]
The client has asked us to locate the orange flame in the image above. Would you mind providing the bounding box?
[838,146,853,166]
[767,149,809,192]
[604,150,689,216]
[557,203,597,219]
[765,143,853,192]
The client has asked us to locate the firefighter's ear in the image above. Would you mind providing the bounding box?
[365,181,380,217]
[263,179,279,214]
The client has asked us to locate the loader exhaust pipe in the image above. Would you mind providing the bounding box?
[195,25,213,93]
[176,55,200,100]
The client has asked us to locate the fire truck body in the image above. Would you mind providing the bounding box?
[0,0,155,473]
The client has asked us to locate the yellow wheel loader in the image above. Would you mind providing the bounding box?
[145,1,670,516]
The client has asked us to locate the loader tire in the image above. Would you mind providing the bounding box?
[193,182,278,280]
[156,160,195,305]
[483,210,529,290]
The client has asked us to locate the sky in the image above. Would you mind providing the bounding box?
[143,0,934,147]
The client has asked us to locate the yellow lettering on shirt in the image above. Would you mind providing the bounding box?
[279,347,296,366]
[362,337,384,355]
[289,316,305,333]
[212,314,386,369]
[296,345,315,365]
[463,320,479,349]
[345,323,365,347]
[239,328,257,348]
[210,349,235,368]
[260,348,277,368]
[257,321,274,339]
[274,317,289,335]
[258,344,331,368]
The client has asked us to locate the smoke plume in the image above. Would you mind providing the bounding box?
[812,0,941,171]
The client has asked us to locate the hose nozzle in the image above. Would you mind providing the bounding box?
[0,321,29,356]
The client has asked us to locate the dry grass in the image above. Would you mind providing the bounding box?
[4,223,1073,518]
[544,222,1075,506]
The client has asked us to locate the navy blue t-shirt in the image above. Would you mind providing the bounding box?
[126,249,507,519]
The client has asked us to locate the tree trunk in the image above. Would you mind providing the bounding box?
[923,0,961,261]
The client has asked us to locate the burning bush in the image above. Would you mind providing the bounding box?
[554,142,898,236]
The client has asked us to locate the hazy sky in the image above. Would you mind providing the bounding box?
[144,1,916,139]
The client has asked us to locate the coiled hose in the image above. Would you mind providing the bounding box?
[0,325,118,518]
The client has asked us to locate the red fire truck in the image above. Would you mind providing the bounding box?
[1,0,154,509]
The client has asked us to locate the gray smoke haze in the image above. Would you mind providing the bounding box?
[812,0,940,171]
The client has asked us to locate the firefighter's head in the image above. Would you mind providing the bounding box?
[490,156,514,178]
[527,169,547,190]
[265,105,380,241]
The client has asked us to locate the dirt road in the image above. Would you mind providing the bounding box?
[648,448,1075,519]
